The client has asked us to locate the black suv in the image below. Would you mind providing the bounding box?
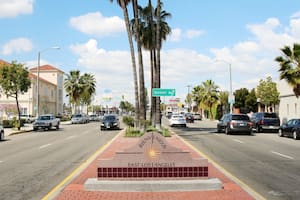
[251,112,280,133]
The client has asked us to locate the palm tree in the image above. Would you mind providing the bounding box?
[109,0,140,128]
[275,43,300,97]
[64,70,83,114]
[81,73,96,113]
[132,1,171,126]
[197,80,219,120]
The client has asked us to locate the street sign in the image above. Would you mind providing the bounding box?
[152,88,176,97]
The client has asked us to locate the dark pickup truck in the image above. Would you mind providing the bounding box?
[251,112,280,133]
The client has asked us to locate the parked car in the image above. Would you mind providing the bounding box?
[193,113,202,120]
[251,112,280,132]
[71,114,89,124]
[0,124,4,141]
[278,119,300,140]
[166,111,173,119]
[169,114,187,127]
[20,114,36,123]
[33,114,60,131]
[184,113,194,123]
[217,113,253,135]
[89,114,99,121]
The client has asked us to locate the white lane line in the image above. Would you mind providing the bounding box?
[233,139,244,144]
[39,143,52,149]
[271,151,294,160]
[65,135,77,140]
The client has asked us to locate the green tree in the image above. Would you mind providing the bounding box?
[81,73,96,113]
[119,100,134,113]
[64,70,83,113]
[109,0,140,128]
[0,61,31,130]
[245,88,257,112]
[275,43,300,97]
[218,91,229,114]
[192,80,219,119]
[256,76,280,112]
[234,88,249,109]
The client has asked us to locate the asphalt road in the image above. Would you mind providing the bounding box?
[0,122,120,200]
[165,118,300,200]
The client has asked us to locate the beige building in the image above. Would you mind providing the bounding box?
[0,60,64,119]
[278,80,300,123]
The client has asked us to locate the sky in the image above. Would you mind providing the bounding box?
[1,0,300,106]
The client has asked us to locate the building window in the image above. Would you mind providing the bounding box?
[21,107,28,115]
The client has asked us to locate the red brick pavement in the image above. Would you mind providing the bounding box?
[54,133,255,200]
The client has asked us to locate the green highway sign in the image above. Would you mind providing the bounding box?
[152,88,176,97]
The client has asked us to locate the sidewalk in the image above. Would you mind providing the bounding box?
[49,131,257,200]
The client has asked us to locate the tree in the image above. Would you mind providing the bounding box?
[256,76,280,112]
[275,43,300,97]
[245,88,257,112]
[81,73,96,113]
[218,91,229,114]
[192,80,219,119]
[64,70,83,113]
[0,61,31,130]
[119,100,134,113]
[134,1,171,126]
[109,0,140,128]
[234,88,249,109]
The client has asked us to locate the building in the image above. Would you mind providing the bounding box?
[0,60,64,119]
[278,80,300,124]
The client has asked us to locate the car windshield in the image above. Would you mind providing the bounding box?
[103,115,116,120]
[38,116,50,120]
[232,115,249,120]
[73,114,82,118]
[263,113,278,118]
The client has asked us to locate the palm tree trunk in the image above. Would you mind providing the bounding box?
[133,0,146,129]
[155,0,161,129]
[120,0,140,128]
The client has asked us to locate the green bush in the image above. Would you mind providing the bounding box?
[2,119,24,128]
[125,126,143,137]
[123,116,134,127]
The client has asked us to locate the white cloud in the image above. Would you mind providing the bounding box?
[1,38,33,55]
[0,0,33,18]
[185,29,204,39]
[291,10,300,19]
[168,28,182,42]
[69,12,125,37]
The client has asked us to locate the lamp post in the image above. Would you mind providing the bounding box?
[216,59,233,114]
[36,46,60,117]
[187,84,192,112]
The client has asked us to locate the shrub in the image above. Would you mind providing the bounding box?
[123,116,134,127]
[125,126,143,137]
[2,119,24,128]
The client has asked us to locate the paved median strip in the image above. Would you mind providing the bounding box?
[271,151,294,160]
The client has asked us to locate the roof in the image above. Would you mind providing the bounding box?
[30,64,64,73]
[28,73,56,87]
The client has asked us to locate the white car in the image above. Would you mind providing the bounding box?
[169,114,187,127]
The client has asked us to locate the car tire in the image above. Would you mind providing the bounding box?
[278,129,283,137]
[56,124,60,130]
[256,124,261,133]
[293,131,298,140]
[0,132,4,141]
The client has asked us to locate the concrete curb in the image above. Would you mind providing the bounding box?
[84,178,223,192]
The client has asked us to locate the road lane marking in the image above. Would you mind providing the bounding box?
[39,143,52,149]
[42,130,124,200]
[176,134,266,200]
[271,151,294,160]
[65,135,77,140]
[233,139,244,144]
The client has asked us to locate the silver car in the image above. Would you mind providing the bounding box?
[71,114,88,124]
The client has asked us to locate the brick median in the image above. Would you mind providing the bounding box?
[54,132,255,200]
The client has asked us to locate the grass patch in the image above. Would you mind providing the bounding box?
[125,125,171,137]
[124,126,143,137]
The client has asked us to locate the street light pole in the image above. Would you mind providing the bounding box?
[187,84,192,112]
[36,46,60,117]
[216,59,233,114]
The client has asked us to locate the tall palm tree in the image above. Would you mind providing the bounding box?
[275,43,300,97]
[132,1,171,126]
[199,80,219,119]
[109,0,140,128]
[81,73,96,113]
